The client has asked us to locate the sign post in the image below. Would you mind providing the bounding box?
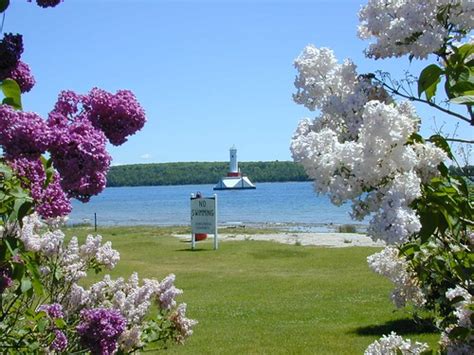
[190,194,218,250]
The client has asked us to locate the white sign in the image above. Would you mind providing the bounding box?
[191,197,216,234]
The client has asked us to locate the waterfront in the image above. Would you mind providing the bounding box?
[69,181,366,232]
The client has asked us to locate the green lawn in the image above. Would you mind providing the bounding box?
[67,226,439,354]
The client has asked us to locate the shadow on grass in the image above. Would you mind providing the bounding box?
[354,318,437,336]
[176,248,213,252]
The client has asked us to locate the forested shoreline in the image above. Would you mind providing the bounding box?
[106,161,310,187]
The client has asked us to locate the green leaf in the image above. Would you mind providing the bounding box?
[36,318,48,333]
[0,0,9,13]
[429,135,454,160]
[450,95,474,105]
[438,163,449,177]
[418,64,443,101]
[20,277,32,293]
[54,267,63,281]
[407,133,424,144]
[1,79,22,110]
[399,243,418,256]
[24,256,44,295]
[448,326,470,339]
[449,43,474,65]
[54,318,67,329]
[450,81,474,96]
[0,164,13,180]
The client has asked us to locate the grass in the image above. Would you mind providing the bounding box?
[66,226,440,354]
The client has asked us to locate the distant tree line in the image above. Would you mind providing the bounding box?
[449,165,474,182]
[106,161,310,187]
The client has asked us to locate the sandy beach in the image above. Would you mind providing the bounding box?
[174,232,385,248]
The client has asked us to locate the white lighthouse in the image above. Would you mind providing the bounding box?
[229,145,238,175]
[213,146,256,190]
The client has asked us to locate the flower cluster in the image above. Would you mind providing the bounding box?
[48,115,111,202]
[77,308,126,355]
[0,85,146,215]
[46,88,145,202]
[364,331,429,355]
[8,158,72,219]
[367,247,425,308]
[5,214,196,353]
[0,105,51,158]
[7,61,35,93]
[291,46,446,244]
[51,330,68,352]
[78,271,194,350]
[170,303,198,344]
[440,286,473,353]
[27,0,63,8]
[358,0,474,59]
[37,303,64,319]
[0,33,36,93]
[0,33,23,76]
[19,213,119,275]
[84,88,147,146]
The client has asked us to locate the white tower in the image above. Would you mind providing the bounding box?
[229,145,238,174]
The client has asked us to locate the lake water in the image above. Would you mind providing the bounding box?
[69,182,366,232]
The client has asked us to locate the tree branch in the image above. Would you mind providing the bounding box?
[432,138,474,144]
[374,78,473,125]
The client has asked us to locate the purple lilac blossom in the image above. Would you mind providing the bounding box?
[0,267,13,294]
[0,105,51,158]
[27,0,63,8]
[34,173,72,218]
[8,157,45,191]
[84,88,146,146]
[7,61,35,93]
[77,308,126,355]
[48,115,111,202]
[51,330,68,352]
[8,158,71,219]
[52,90,84,118]
[37,303,64,319]
[0,33,23,76]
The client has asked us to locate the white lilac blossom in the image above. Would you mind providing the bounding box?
[364,331,429,354]
[156,273,183,311]
[118,326,142,352]
[19,213,43,252]
[293,45,378,141]
[17,214,120,283]
[291,46,446,244]
[439,286,473,353]
[358,0,474,59]
[446,286,472,329]
[62,283,90,316]
[170,303,198,344]
[39,230,65,257]
[64,271,197,352]
[95,241,120,269]
[86,273,183,325]
[367,247,426,308]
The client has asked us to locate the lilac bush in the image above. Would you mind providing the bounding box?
[0,1,196,353]
[291,0,473,352]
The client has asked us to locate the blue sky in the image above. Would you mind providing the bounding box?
[6,0,472,165]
